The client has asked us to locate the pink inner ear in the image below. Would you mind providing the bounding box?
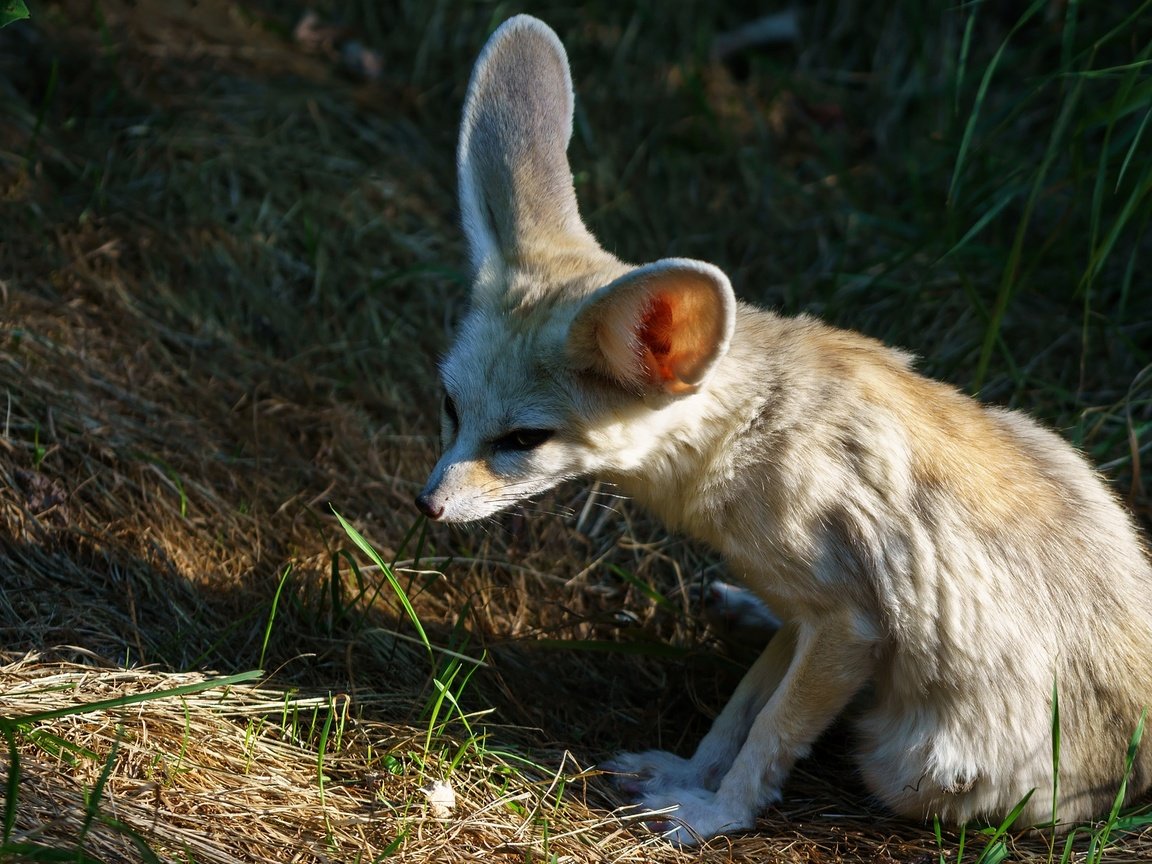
[574,262,731,394]
[637,291,702,393]
[639,295,675,381]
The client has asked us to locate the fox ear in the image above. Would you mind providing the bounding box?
[458,15,598,280]
[568,259,737,394]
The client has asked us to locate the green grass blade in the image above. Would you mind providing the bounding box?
[976,788,1034,864]
[954,2,980,117]
[362,627,486,667]
[1111,809,1152,832]
[1059,0,1079,73]
[1082,161,1152,293]
[425,667,466,759]
[316,696,335,842]
[1069,0,1152,65]
[0,843,104,862]
[937,185,1018,263]
[1050,676,1062,838]
[1058,829,1078,864]
[0,670,263,728]
[1104,710,1147,832]
[1066,59,1152,78]
[375,830,407,858]
[948,0,1046,207]
[0,1,29,30]
[1116,106,1152,191]
[259,565,292,670]
[100,819,165,864]
[608,563,673,609]
[2,728,18,843]
[25,729,100,765]
[333,508,432,658]
[973,63,1085,391]
[976,841,1009,864]
[77,731,121,853]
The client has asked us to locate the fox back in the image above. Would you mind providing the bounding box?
[417,15,1152,844]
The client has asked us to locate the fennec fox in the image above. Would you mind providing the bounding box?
[415,14,1152,844]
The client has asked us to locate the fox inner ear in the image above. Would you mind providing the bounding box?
[569,259,737,394]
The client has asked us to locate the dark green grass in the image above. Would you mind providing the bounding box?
[13,0,1149,486]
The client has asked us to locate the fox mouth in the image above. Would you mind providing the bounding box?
[414,475,561,524]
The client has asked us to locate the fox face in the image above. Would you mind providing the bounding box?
[418,302,584,523]
[417,258,736,522]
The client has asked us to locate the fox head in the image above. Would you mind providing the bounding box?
[416,15,737,523]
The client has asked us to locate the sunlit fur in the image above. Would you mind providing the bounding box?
[417,14,1152,845]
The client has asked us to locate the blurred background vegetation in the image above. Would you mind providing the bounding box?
[7,0,1149,481]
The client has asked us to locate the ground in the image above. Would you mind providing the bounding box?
[1,1,1150,862]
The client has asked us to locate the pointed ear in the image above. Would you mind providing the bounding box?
[457,15,597,279]
[568,259,737,394]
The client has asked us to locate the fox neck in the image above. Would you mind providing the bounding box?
[599,310,780,537]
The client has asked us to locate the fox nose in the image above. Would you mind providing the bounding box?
[415,493,444,521]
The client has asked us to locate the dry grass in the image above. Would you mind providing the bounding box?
[1,0,1150,861]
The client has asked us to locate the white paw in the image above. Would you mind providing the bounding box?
[601,749,700,797]
[697,580,780,644]
[636,787,757,846]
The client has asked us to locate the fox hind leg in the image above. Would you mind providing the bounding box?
[697,578,781,645]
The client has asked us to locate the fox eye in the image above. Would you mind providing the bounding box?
[492,428,554,453]
[443,393,459,427]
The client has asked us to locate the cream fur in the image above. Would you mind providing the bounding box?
[416,14,1152,846]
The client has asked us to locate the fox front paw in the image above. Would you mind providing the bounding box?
[602,749,702,797]
[636,787,757,847]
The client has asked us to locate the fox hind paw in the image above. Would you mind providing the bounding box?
[696,579,780,645]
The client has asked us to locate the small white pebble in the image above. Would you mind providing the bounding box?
[422,779,455,818]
